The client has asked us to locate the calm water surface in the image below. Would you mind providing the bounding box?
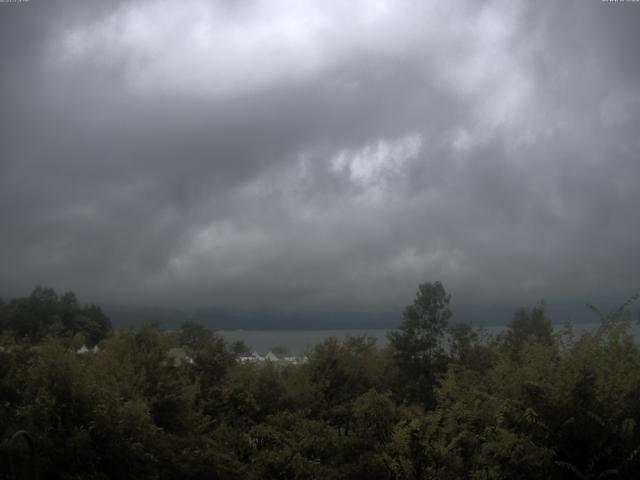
[219,322,639,356]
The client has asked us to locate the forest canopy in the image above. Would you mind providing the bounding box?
[1,284,640,479]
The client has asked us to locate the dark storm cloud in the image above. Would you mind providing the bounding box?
[1,0,639,312]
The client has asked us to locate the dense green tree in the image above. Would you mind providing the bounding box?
[500,304,553,360]
[2,284,640,480]
[223,363,292,426]
[176,320,236,419]
[0,287,111,345]
[76,304,111,345]
[231,339,251,355]
[247,412,343,480]
[388,281,452,407]
[447,322,496,371]
[305,335,383,433]
[178,320,215,351]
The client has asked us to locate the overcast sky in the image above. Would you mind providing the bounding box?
[1,0,639,313]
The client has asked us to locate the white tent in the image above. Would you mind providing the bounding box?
[251,351,265,362]
[264,351,280,362]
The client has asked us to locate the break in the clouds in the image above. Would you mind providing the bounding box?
[1,0,639,312]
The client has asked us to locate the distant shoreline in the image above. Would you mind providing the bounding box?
[217,322,640,356]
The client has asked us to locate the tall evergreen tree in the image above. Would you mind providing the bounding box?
[388,281,451,407]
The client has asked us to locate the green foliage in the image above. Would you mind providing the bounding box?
[178,320,215,351]
[448,323,496,371]
[388,281,452,407]
[1,284,640,479]
[500,304,553,360]
[0,286,111,345]
[231,339,251,354]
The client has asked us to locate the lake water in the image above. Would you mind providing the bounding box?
[219,322,640,356]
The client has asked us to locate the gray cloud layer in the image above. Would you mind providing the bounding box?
[1,0,639,311]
